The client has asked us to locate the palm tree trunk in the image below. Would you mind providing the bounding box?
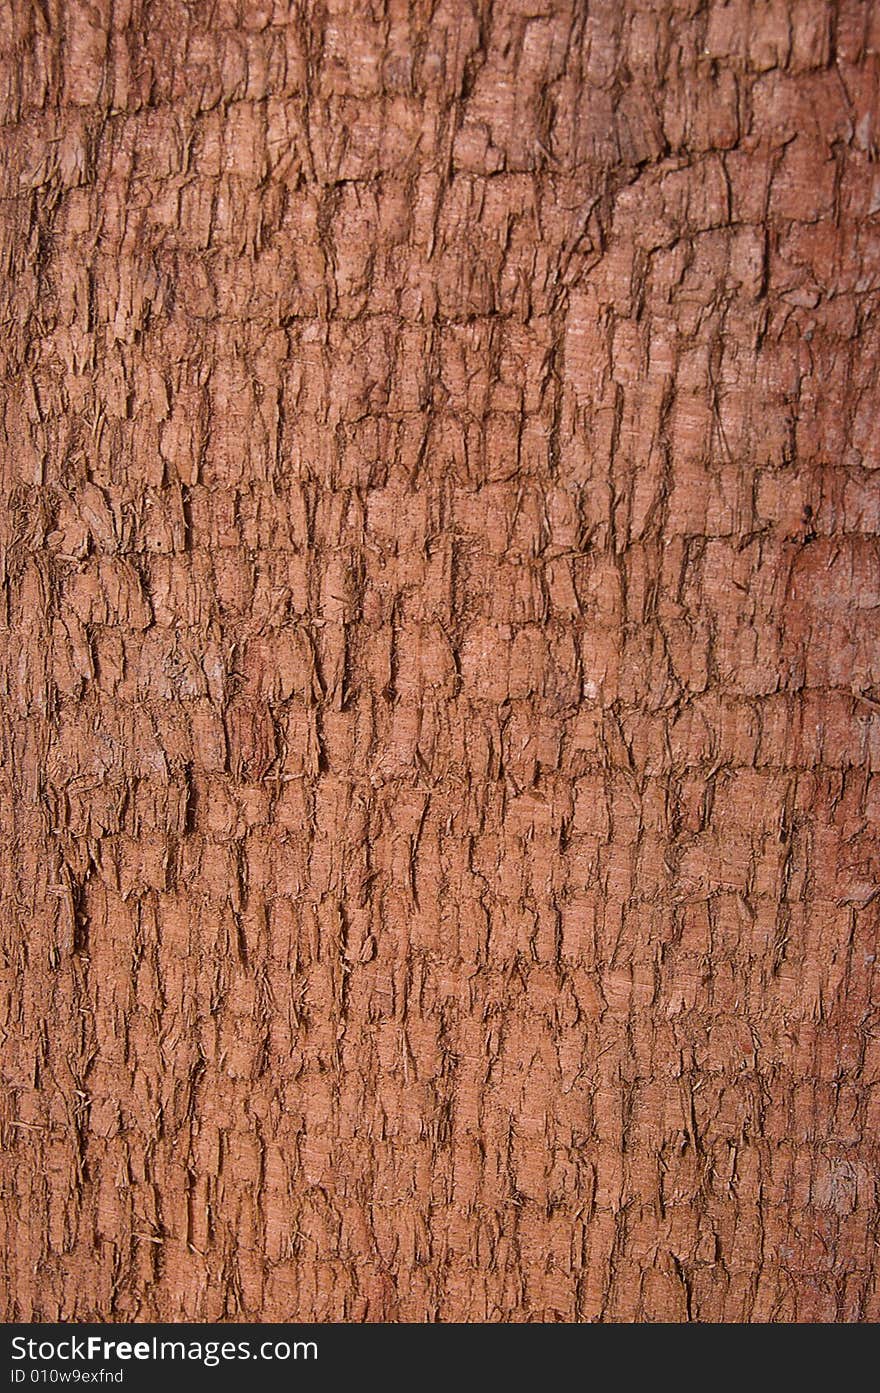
[1,0,878,1322]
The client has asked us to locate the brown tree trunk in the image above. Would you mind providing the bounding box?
[1,0,878,1323]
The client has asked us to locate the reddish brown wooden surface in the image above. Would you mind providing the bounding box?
[1,0,879,1322]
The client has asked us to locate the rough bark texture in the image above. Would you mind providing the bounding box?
[1,0,879,1324]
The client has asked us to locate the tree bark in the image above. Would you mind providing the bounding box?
[1,0,879,1322]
